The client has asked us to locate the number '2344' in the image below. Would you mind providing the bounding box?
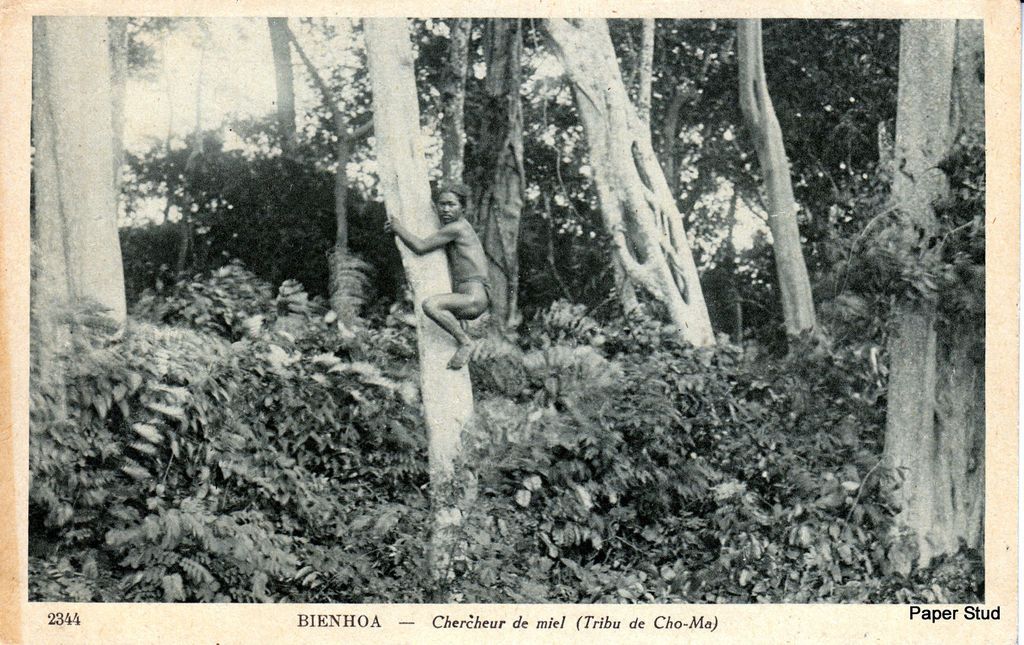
[47,612,80,626]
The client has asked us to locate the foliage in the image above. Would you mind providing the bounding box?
[448,303,979,602]
[30,272,433,602]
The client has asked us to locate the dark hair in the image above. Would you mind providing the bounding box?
[435,183,470,209]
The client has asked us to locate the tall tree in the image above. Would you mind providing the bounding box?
[737,19,816,337]
[440,18,471,186]
[930,17,985,560]
[267,18,297,146]
[32,17,127,373]
[544,18,714,346]
[884,19,983,566]
[636,19,655,128]
[108,17,128,195]
[469,18,526,329]
[287,23,373,321]
[364,17,475,587]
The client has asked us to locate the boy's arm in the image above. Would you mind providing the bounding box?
[389,219,460,255]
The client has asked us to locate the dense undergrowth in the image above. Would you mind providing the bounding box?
[29,265,981,603]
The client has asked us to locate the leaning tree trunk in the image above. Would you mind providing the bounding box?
[267,17,297,147]
[636,19,654,129]
[737,19,816,337]
[470,18,526,329]
[364,18,475,589]
[544,18,714,346]
[32,16,127,345]
[883,19,981,567]
[611,18,656,316]
[440,18,470,186]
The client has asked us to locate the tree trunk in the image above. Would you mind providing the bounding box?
[31,17,126,337]
[932,19,985,561]
[883,19,977,567]
[364,18,475,588]
[288,25,373,321]
[637,19,654,128]
[177,29,208,275]
[612,18,654,317]
[267,18,297,146]
[441,18,470,186]
[470,19,526,329]
[544,18,714,346]
[108,17,128,197]
[737,19,816,337]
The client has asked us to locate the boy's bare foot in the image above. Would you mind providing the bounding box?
[447,343,473,370]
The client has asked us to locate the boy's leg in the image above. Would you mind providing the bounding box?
[422,294,472,344]
[422,290,485,369]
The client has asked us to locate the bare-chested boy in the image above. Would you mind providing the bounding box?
[385,186,490,370]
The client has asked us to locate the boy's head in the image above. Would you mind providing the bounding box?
[435,183,470,223]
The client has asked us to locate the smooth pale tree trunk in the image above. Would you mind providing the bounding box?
[364,18,475,588]
[544,18,714,346]
[883,19,985,567]
[108,18,128,196]
[470,19,526,329]
[267,18,297,146]
[737,19,816,337]
[287,24,374,321]
[440,18,470,186]
[32,17,126,341]
[612,19,655,317]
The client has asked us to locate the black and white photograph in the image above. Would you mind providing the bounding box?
[3,2,1019,642]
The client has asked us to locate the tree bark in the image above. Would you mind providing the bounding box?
[544,18,714,346]
[470,19,526,329]
[883,19,985,567]
[31,17,126,336]
[364,18,475,588]
[736,19,816,337]
[637,19,654,128]
[441,18,471,186]
[267,18,297,146]
[108,18,128,197]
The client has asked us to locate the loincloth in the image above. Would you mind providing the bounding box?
[455,275,492,306]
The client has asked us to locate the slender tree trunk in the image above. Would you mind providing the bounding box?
[267,18,297,146]
[364,18,475,589]
[441,18,470,186]
[544,18,714,346]
[637,19,654,128]
[177,29,207,274]
[287,25,374,321]
[883,19,983,567]
[659,86,686,200]
[737,19,816,337]
[32,16,126,396]
[470,19,526,329]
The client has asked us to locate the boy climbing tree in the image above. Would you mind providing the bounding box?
[385,184,491,369]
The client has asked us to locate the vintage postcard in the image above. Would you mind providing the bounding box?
[0,0,1018,643]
